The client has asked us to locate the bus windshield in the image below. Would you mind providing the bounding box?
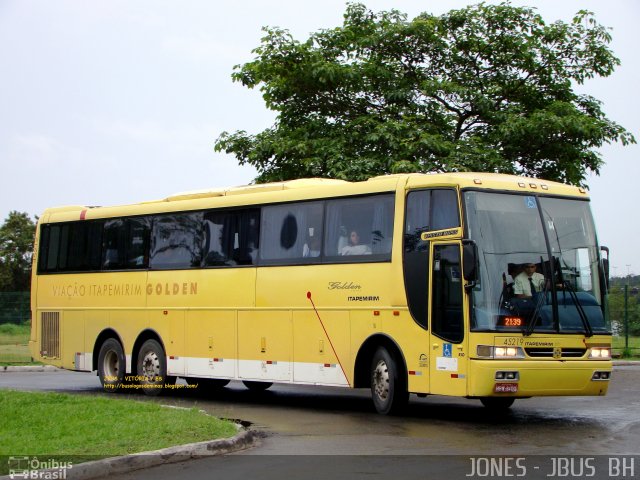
[464,191,609,335]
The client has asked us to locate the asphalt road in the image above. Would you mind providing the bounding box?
[2,366,639,479]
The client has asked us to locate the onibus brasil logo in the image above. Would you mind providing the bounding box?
[8,456,73,479]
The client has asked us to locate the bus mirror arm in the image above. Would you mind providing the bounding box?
[462,239,478,289]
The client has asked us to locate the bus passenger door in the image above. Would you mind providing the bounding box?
[428,243,468,396]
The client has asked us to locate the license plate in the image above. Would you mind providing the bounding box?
[494,383,518,393]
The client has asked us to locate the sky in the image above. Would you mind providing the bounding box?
[1,0,638,275]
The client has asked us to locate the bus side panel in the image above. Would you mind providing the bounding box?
[150,309,185,376]
[292,310,350,386]
[62,310,85,370]
[33,272,148,369]
[350,310,431,394]
[238,310,292,381]
[147,268,255,378]
[146,269,256,311]
[84,310,109,370]
[184,310,237,379]
[380,312,431,394]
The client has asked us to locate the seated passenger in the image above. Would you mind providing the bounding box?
[513,262,545,298]
[340,230,372,256]
[303,236,321,258]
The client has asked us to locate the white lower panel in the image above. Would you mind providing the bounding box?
[167,356,185,376]
[179,357,349,387]
[74,352,92,372]
[293,362,349,387]
[185,357,236,379]
[238,359,292,382]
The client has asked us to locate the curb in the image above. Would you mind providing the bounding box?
[0,365,59,372]
[1,428,261,480]
[613,360,640,366]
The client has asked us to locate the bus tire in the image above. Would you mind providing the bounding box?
[137,339,168,396]
[480,397,515,410]
[243,380,272,391]
[370,347,408,415]
[98,338,125,393]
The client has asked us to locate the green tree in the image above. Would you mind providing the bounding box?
[0,211,36,291]
[216,2,635,185]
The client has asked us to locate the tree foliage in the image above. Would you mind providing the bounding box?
[215,2,635,185]
[0,211,36,292]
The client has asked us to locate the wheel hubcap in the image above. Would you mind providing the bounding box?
[373,359,389,401]
[104,350,119,378]
[141,351,161,381]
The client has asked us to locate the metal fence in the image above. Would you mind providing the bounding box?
[0,292,31,363]
[0,292,30,325]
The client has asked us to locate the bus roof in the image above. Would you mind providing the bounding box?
[39,172,589,223]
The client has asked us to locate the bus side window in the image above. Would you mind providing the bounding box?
[404,189,460,252]
[102,219,126,270]
[431,244,464,343]
[259,202,323,264]
[203,209,260,267]
[324,194,394,260]
[126,218,150,268]
[150,213,204,270]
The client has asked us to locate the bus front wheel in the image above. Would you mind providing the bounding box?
[370,347,408,415]
[137,339,173,396]
[98,338,125,393]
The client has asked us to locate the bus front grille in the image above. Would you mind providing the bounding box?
[525,348,586,358]
[41,312,60,358]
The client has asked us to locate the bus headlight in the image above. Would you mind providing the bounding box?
[589,347,611,359]
[476,345,525,359]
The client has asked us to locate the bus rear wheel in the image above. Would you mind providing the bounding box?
[98,338,125,393]
[370,347,408,415]
[243,381,272,392]
[137,339,173,396]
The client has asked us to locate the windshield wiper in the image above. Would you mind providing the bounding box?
[559,280,594,337]
[523,278,549,337]
[523,256,550,337]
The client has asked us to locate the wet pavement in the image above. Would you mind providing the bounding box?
[2,365,639,479]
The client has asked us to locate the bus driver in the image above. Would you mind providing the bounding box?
[514,262,545,298]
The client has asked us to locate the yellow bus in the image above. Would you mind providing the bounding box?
[29,173,612,414]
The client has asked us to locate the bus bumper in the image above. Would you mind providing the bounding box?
[468,360,612,397]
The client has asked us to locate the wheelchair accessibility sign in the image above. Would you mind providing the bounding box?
[437,343,458,372]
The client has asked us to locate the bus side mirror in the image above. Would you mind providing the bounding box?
[462,240,478,287]
[601,246,610,292]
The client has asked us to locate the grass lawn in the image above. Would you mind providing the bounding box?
[612,335,640,357]
[0,323,30,343]
[0,324,32,364]
[0,390,237,474]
